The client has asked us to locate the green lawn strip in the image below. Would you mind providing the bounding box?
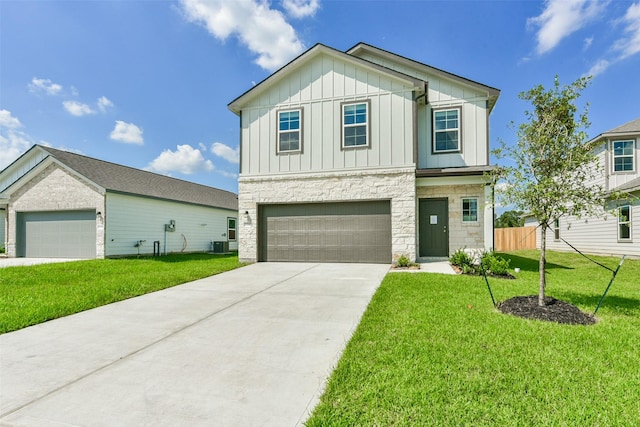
[0,253,243,333]
[307,251,640,426]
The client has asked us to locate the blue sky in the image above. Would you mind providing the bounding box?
[1,0,639,195]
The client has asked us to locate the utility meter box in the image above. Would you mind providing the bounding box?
[165,220,175,232]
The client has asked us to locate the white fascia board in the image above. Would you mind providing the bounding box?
[228,44,425,113]
[1,157,106,197]
[416,175,487,187]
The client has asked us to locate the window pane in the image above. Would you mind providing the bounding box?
[619,224,630,239]
[279,132,299,151]
[462,198,477,222]
[435,131,459,151]
[614,141,633,155]
[344,125,367,147]
[615,157,633,171]
[279,111,300,131]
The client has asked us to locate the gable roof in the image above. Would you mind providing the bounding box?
[228,43,427,114]
[590,117,640,142]
[2,145,238,211]
[347,42,500,112]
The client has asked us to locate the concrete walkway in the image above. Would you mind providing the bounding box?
[0,262,389,427]
[0,257,83,268]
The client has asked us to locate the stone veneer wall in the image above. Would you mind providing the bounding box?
[417,183,485,254]
[238,167,416,263]
[7,164,105,257]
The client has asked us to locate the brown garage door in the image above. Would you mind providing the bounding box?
[259,201,391,263]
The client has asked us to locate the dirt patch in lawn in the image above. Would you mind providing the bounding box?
[498,295,596,325]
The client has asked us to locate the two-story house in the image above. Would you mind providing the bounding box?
[228,43,500,264]
[530,118,640,258]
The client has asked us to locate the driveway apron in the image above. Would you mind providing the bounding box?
[0,262,389,427]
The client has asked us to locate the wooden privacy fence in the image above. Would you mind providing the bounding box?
[495,226,537,251]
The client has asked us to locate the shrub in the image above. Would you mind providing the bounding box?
[480,251,511,276]
[449,248,474,270]
[396,255,412,268]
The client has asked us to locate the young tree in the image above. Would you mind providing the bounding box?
[491,76,610,306]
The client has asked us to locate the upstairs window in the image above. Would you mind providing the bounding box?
[554,219,560,241]
[613,140,634,172]
[618,205,631,241]
[277,109,302,153]
[342,102,369,148]
[462,198,478,222]
[433,108,461,153]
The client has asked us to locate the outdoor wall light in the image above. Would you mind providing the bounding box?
[243,210,250,223]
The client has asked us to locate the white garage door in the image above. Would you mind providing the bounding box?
[17,211,96,258]
[259,201,391,263]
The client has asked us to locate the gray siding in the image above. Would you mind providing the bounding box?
[105,193,237,256]
[355,52,490,169]
[240,53,416,176]
[535,206,640,258]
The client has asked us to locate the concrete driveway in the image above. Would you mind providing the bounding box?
[0,262,389,427]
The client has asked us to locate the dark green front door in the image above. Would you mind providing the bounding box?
[419,198,449,257]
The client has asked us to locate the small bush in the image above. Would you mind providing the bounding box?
[396,255,411,268]
[449,248,474,270]
[450,248,511,277]
[480,251,511,276]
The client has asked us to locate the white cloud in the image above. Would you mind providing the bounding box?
[282,0,319,18]
[97,96,114,112]
[180,0,306,71]
[146,144,214,174]
[0,109,23,129]
[613,1,640,59]
[527,0,607,55]
[63,100,96,117]
[585,59,610,77]
[0,112,34,168]
[28,77,63,95]
[0,131,33,169]
[110,120,144,145]
[211,142,239,164]
[583,36,594,50]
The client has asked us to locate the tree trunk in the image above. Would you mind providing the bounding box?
[539,222,547,306]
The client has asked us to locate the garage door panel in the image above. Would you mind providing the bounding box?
[18,211,96,258]
[260,202,391,264]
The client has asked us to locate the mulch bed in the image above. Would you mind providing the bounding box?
[498,295,596,325]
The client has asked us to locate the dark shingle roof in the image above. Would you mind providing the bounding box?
[39,145,238,211]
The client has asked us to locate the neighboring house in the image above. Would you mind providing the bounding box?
[0,145,238,258]
[530,117,640,258]
[228,42,500,264]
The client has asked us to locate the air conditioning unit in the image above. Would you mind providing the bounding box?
[212,241,229,253]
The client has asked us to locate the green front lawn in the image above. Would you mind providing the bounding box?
[307,251,640,426]
[0,253,242,334]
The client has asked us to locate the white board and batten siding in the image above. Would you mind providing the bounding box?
[354,52,490,169]
[240,53,416,176]
[105,193,237,256]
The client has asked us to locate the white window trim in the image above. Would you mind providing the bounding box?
[553,218,560,241]
[618,205,632,242]
[612,139,635,173]
[277,108,303,154]
[433,107,462,154]
[227,217,237,242]
[341,100,370,149]
[462,197,478,223]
